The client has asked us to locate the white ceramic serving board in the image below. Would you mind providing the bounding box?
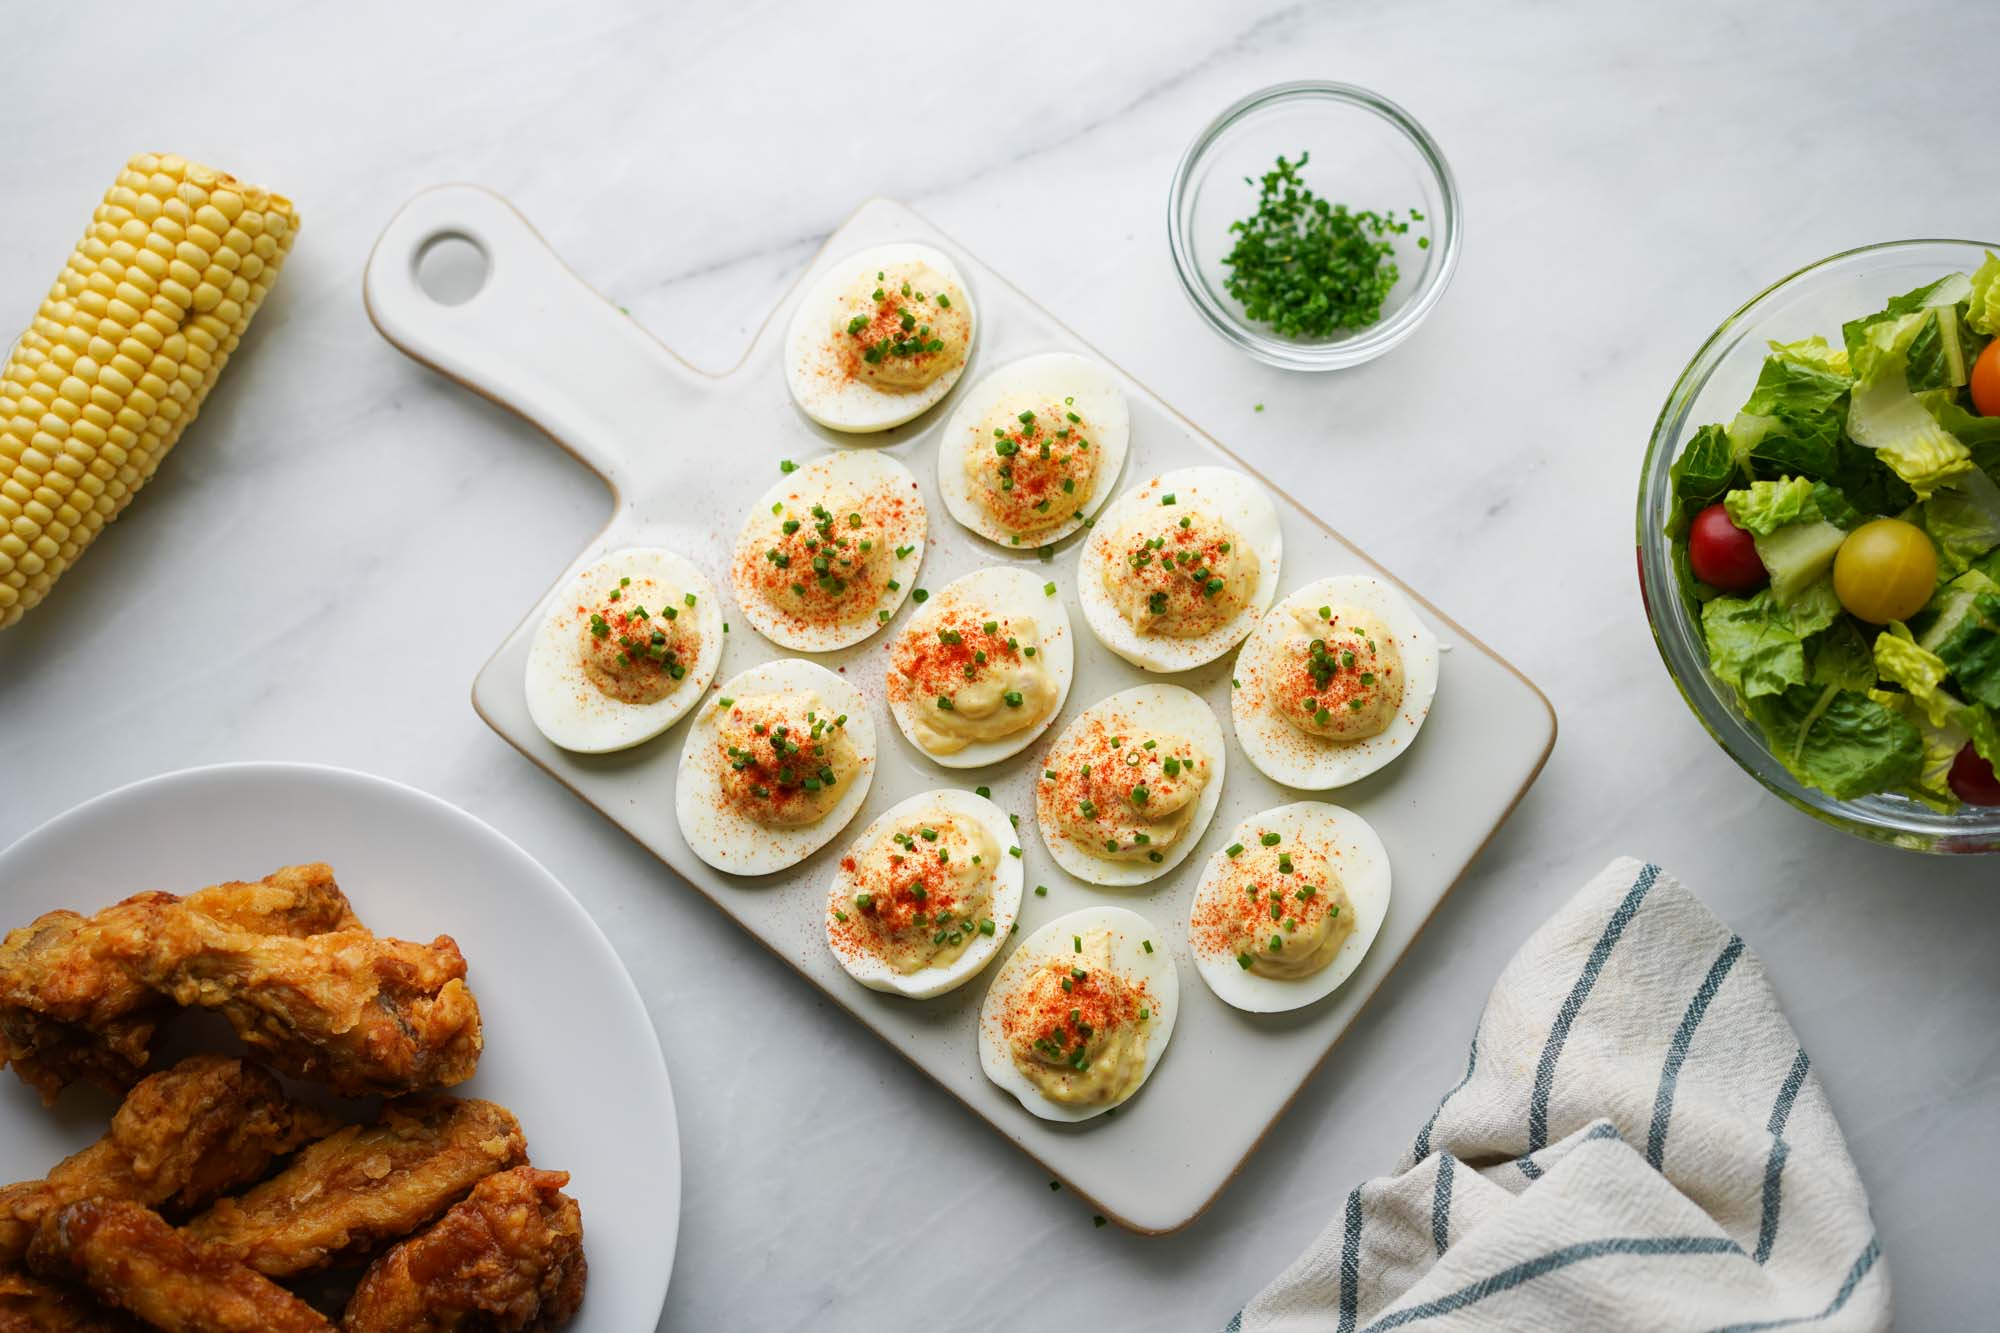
[363,188,1555,1233]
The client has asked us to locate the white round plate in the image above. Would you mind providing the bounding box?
[0,762,678,1331]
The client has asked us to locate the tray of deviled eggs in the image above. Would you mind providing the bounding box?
[362,188,1554,1233]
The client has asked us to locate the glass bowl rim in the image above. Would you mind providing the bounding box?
[1635,236,2000,853]
[1166,79,1462,372]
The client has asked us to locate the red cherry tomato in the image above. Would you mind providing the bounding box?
[1688,503,1766,592]
[1971,339,2000,418]
[1949,742,2000,807]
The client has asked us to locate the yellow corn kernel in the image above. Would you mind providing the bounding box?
[0,155,296,628]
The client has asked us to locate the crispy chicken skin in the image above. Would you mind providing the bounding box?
[0,867,360,1102]
[26,1200,330,1333]
[0,895,178,1103]
[135,920,483,1098]
[186,1097,527,1277]
[0,1055,338,1266]
[343,1167,586,1333]
[0,1269,140,1333]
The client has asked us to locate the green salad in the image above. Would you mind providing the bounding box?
[1667,252,2000,810]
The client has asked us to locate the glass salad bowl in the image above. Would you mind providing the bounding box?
[1637,239,2000,854]
[1168,81,1460,371]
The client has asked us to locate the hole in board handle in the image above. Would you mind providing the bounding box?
[414,232,489,306]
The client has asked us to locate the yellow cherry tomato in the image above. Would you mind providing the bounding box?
[1833,518,1937,624]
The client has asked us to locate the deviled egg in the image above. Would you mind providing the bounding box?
[674,658,875,875]
[1231,574,1439,789]
[524,547,724,753]
[978,905,1177,1122]
[885,567,1074,768]
[937,353,1129,550]
[824,788,1024,999]
[784,243,975,434]
[1079,467,1281,672]
[1187,803,1391,1013]
[730,451,926,652]
[1033,684,1225,887]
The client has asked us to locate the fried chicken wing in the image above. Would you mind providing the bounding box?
[0,1269,140,1333]
[0,1055,337,1266]
[342,1167,586,1333]
[186,1097,526,1277]
[0,867,360,1102]
[26,1201,329,1333]
[0,895,179,1102]
[136,917,483,1098]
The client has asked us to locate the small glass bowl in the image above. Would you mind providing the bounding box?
[1636,238,2000,854]
[1168,81,1461,371]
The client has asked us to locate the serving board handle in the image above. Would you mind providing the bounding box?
[363,184,704,495]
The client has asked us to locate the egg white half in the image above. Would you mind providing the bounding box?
[524,547,724,753]
[1032,683,1227,887]
[1188,802,1392,1014]
[936,352,1130,550]
[784,243,976,434]
[885,566,1075,769]
[1078,466,1282,672]
[674,658,876,876]
[1231,574,1440,789]
[730,450,926,652]
[823,788,1025,999]
[977,905,1179,1123]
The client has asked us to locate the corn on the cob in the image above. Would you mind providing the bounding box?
[0,154,298,630]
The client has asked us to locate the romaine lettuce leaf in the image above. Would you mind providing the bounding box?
[1873,690,1969,801]
[1734,340,1852,480]
[1874,624,1953,726]
[1809,482,1863,529]
[1917,569,2000,651]
[1770,334,1850,376]
[1746,684,1923,799]
[1787,578,1844,638]
[1968,251,2000,337]
[1920,469,2000,575]
[1754,520,1847,606]
[1809,619,1876,690]
[1933,590,2000,709]
[1704,592,1807,698]
[1830,436,1917,516]
[1965,702,2000,766]
[1724,477,1820,535]
[1668,423,1739,536]
[1918,390,2000,479]
[1845,307,1975,496]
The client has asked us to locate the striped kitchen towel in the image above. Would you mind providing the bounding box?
[1230,857,1887,1332]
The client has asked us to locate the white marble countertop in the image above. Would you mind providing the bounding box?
[4,1,1996,1327]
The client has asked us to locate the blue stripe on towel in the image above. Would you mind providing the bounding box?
[1704,1236,1880,1332]
[1432,1153,1455,1256]
[1647,934,1746,1169]
[1528,864,1659,1153]
[1337,1186,1364,1333]
[1516,1122,1618,1181]
[1414,1032,1479,1161]
[1358,1235,1742,1332]
[1755,1048,1812,1264]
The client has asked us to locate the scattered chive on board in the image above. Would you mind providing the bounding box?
[1222,151,1421,339]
